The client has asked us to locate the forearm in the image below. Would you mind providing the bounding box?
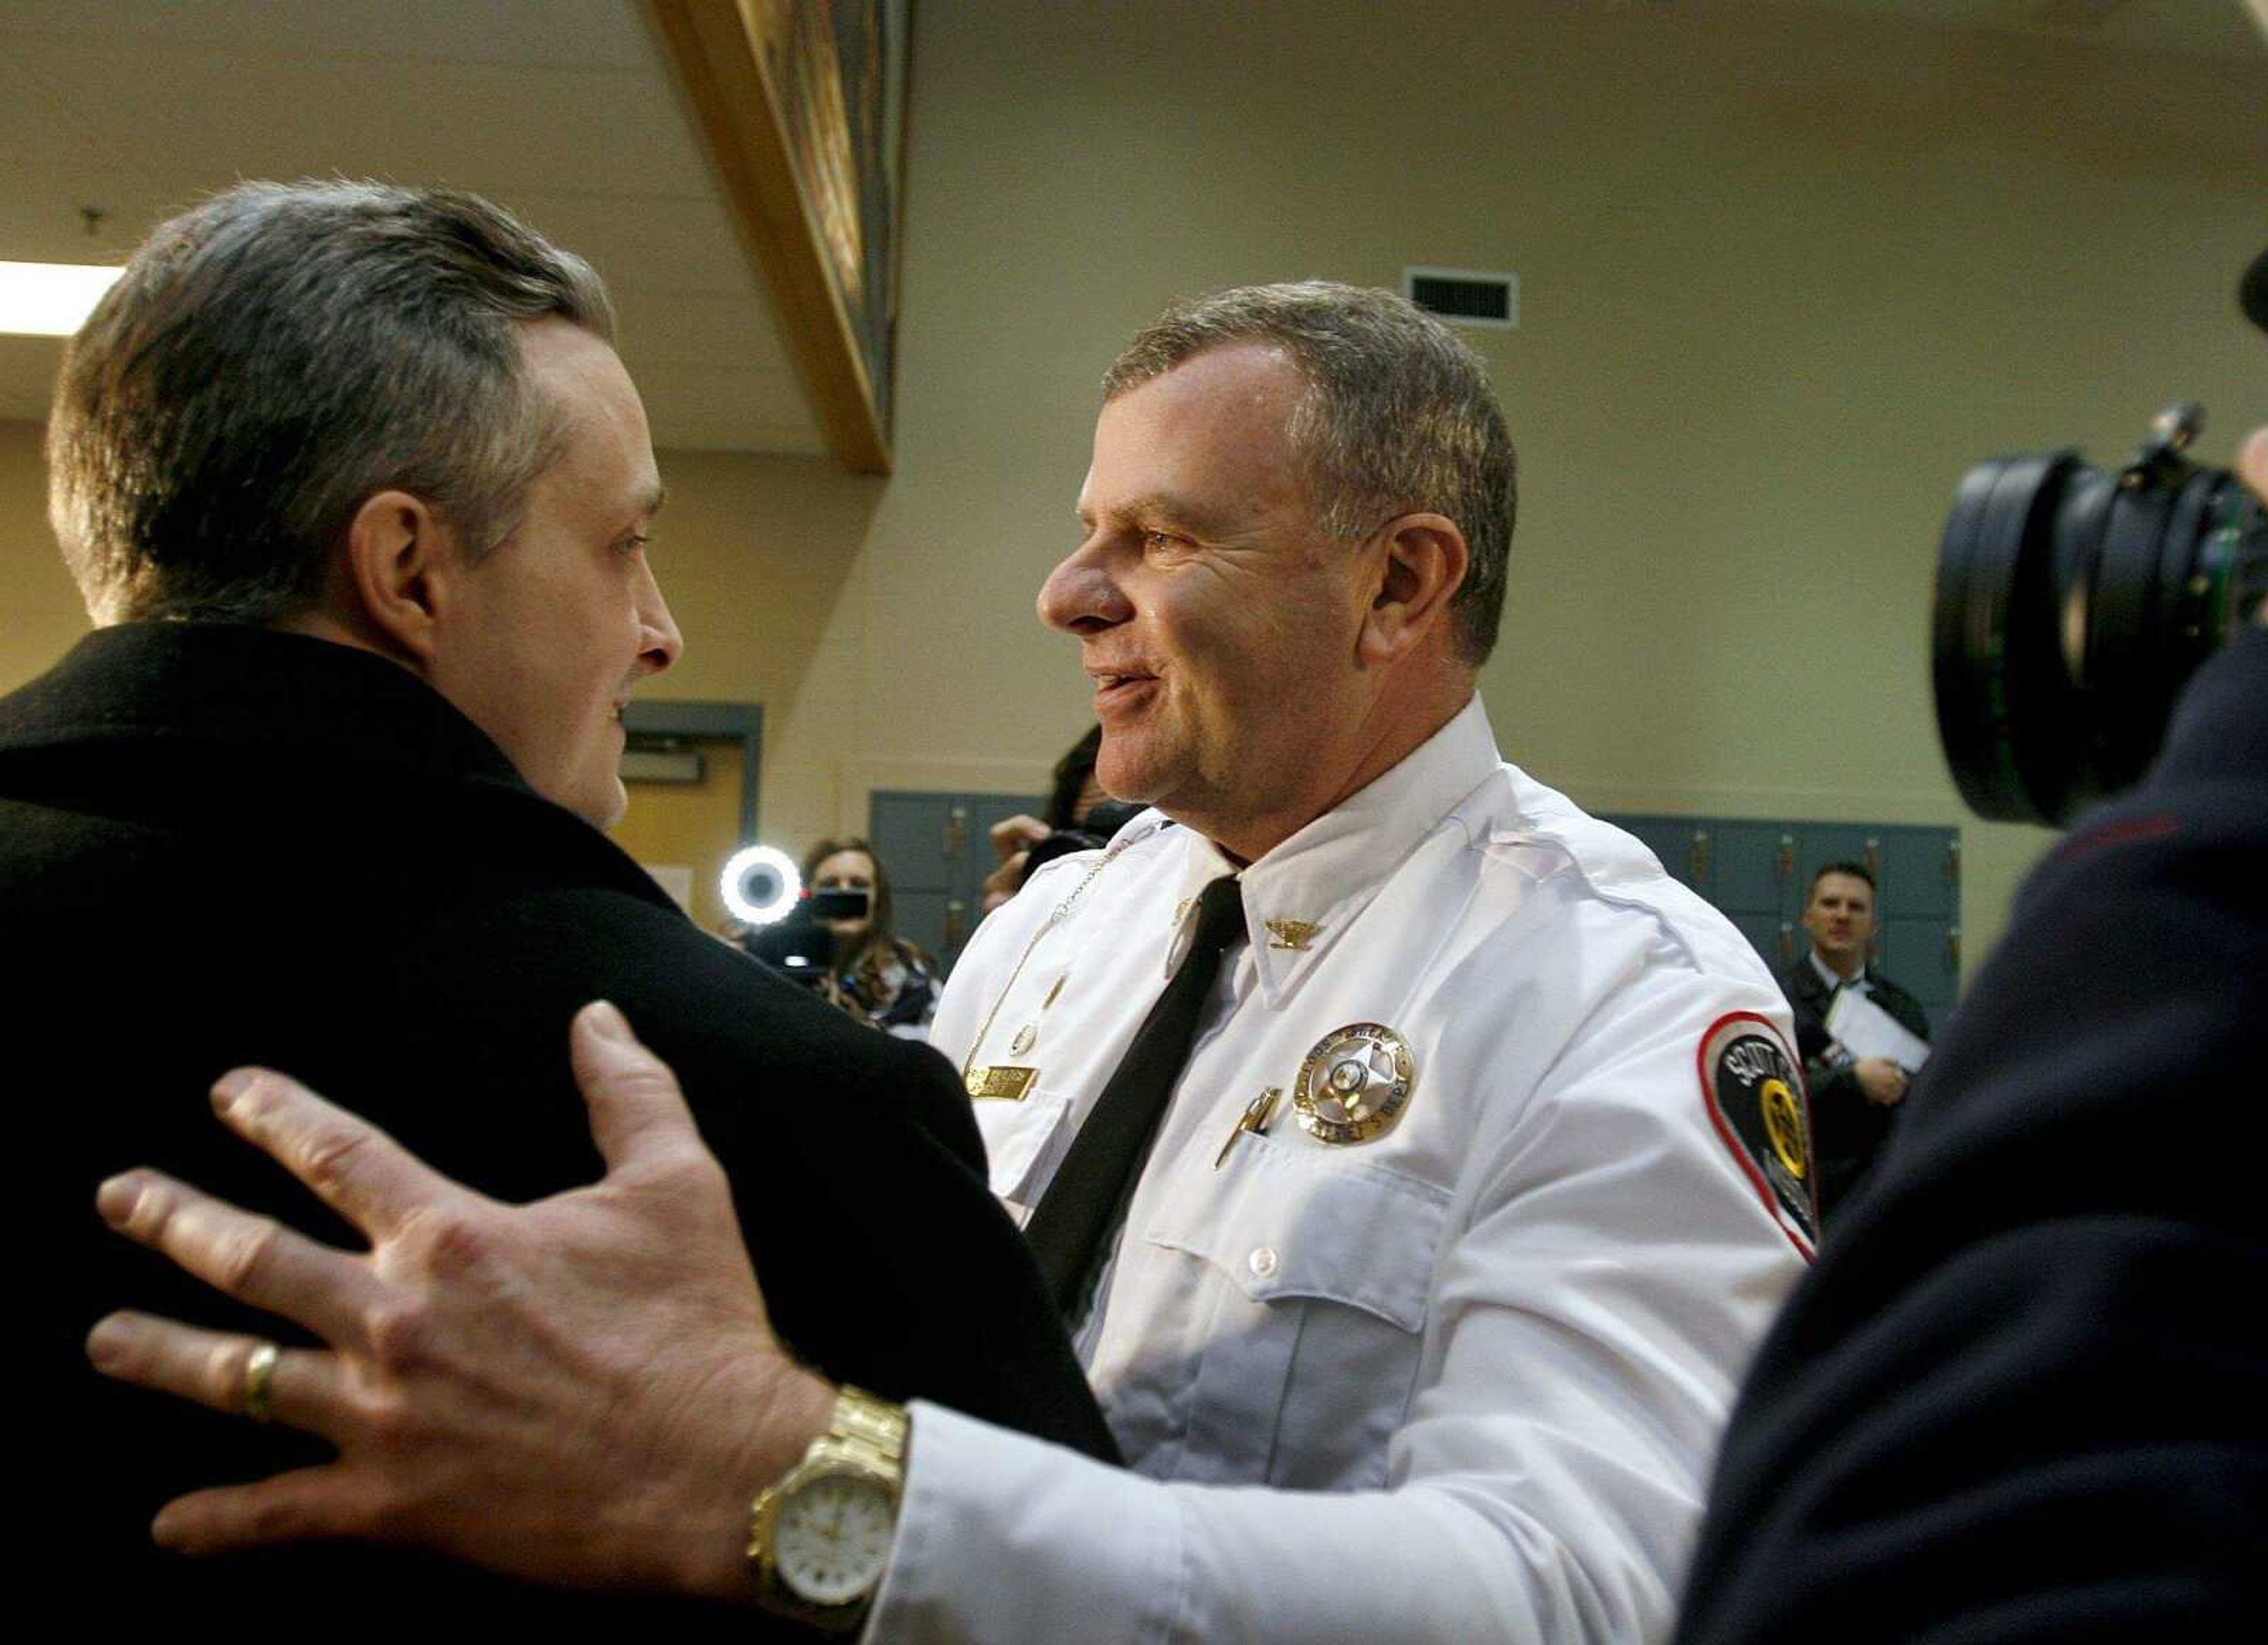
[876,1403,1689,1643]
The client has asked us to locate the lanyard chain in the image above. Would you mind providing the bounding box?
[956,841,1128,1086]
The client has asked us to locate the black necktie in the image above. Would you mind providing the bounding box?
[1024,873,1246,1318]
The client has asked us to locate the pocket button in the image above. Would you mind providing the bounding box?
[1247,1245,1280,1278]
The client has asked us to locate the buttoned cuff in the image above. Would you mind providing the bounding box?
[868,1401,1180,1643]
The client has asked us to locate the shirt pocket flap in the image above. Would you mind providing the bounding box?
[972,1089,1074,1207]
[1143,1135,1451,1333]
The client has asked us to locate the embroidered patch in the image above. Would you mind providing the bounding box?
[1697,1013,1817,1256]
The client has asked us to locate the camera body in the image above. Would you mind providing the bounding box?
[739,888,871,984]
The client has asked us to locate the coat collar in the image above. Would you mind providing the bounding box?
[0,622,527,795]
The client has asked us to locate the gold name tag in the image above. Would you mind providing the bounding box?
[966,1064,1040,1102]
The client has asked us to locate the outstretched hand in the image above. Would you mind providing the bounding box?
[86,1000,832,1601]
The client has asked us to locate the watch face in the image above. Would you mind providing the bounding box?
[776,1473,895,1606]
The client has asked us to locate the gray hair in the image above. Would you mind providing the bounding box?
[1103,280,1516,667]
[47,179,615,625]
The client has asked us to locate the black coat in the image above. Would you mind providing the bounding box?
[1678,626,2268,1643]
[1777,957,1930,1221]
[5,624,1113,1627]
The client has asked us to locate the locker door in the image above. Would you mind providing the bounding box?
[942,791,1050,969]
[1713,822,1799,972]
[1879,825,1961,1015]
[866,791,959,972]
[1879,826,1959,920]
[1728,910,1795,974]
[869,789,1046,973]
[1881,916,1961,1023]
[1607,814,1715,899]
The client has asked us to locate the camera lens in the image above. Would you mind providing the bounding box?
[1932,406,2267,825]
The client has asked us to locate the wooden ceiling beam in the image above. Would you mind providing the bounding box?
[649,0,892,474]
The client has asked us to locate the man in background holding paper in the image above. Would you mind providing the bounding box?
[1779,861,1930,1222]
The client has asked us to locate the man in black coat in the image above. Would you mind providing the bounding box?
[6,180,1109,1627]
[1778,861,1931,1221]
[1676,260,2268,1639]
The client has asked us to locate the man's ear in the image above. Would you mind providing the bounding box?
[342,489,460,665]
[1357,513,1469,666]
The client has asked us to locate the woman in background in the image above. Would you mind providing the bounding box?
[801,837,940,1039]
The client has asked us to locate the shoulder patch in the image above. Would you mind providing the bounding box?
[1697,1011,1818,1258]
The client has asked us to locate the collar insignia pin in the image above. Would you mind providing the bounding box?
[1266,918,1321,952]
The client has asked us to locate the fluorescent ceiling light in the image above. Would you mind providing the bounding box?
[0,260,125,337]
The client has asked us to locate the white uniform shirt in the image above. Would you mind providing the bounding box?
[872,697,1813,1643]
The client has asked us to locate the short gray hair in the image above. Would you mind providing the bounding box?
[1103,281,1516,667]
[47,179,615,625]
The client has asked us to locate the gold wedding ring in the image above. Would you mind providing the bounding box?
[243,1340,279,1423]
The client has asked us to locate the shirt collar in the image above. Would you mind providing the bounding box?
[1164,694,1502,999]
[1808,949,1867,993]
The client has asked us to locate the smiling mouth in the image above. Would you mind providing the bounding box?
[1091,673,1156,711]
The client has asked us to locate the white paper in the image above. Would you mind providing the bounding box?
[1825,987,1931,1071]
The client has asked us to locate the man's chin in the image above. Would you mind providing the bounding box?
[579,777,630,833]
[1093,742,1173,813]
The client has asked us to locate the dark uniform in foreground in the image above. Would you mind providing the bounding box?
[1677,625,2268,1641]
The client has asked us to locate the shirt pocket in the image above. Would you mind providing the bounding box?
[1140,1132,1451,1489]
[970,1086,1075,1214]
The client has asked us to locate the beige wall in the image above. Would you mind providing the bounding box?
[862,0,2264,974]
[0,419,85,684]
[5,1,2262,984]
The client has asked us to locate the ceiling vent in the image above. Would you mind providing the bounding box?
[1404,266,1518,329]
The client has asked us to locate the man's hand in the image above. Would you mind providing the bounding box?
[989,813,1052,866]
[983,814,1053,913]
[86,1000,833,1601]
[1853,1056,1909,1107]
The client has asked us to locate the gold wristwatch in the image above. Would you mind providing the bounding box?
[748,1386,908,1632]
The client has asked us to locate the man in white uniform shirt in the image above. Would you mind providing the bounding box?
[92,284,1816,1641]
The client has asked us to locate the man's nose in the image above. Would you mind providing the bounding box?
[637,561,684,675]
[1037,541,1131,636]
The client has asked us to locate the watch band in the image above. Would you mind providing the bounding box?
[748,1385,908,1632]
[823,1385,909,1476]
